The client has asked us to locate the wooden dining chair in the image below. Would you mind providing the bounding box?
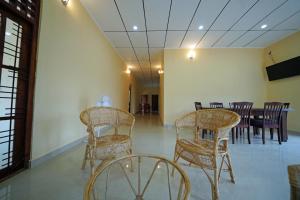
[194,102,202,110]
[250,102,283,144]
[230,102,253,144]
[210,102,224,108]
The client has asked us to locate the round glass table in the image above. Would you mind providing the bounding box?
[84,154,190,200]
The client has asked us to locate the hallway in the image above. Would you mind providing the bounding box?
[0,114,299,200]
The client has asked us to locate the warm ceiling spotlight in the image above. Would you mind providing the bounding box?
[158,69,164,74]
[133,25,138,31]
[125,68,131,74]
[198,25,204,30]
[61,0,69,6]
[261,24,268,29]
[187,50,196,60]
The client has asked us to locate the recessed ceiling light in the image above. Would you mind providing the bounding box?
[198,25,204,30]
[5,32,11,36]
[133,25,138,30]
[261,24,268,29]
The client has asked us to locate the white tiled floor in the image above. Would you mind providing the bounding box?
[0,114,299,200]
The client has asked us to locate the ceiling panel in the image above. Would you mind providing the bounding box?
[128,32,148,47]
[116,0,146,31]
[135,48,149,61]
[190,0,229,31]
[252,0,300,30]
[181,31,205,48]
[232,0,286,30]
[230,31,264,47]
[105,32,131,47]
[274,11,300,30]
[165,31,185,48]
[144,0,170,30]
[197,31,226,47]
[115,48,136,61]
[211,0,258,30]
[249,30,295,47]
[213,31,246,47]
[80,0,124,31]
[168,0,200,30]
[148,31,165,47]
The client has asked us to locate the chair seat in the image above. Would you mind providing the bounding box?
[90,135,131,159]
[250,119,280,128]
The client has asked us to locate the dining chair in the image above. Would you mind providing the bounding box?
[194,102,202,110]
[250,102,283,144]
[173,109,240,200]
[80,107,135,172]
[230,102,253,144]
[210,102,224,108]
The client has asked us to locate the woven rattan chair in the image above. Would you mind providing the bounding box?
[173,109,240,200]
[80,107,135,171]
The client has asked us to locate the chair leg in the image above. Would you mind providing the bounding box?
[247,127,251,144]
[213,167,219,200]
[270,128,274,140]
[231,128,235,144]
[81,144,89,170]
[277,128,281,145]
[262,128,265,144]
[225,154,235,183]
[236,127,238,139]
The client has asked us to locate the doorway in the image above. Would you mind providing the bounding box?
[151,95,158,113]
[0,1,39,180]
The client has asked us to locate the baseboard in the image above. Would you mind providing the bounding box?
[30,136,87,168]
[288,130,300,135]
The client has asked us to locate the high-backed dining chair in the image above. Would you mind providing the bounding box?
[173,109,240,200]
[80,107,135,171]
[230,102,253,144]
[250,102,283,144]
[210,102,224,108]
[194,102,202,110]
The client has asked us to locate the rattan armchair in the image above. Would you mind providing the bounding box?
[80,107,135,172]
[173,109,240,200]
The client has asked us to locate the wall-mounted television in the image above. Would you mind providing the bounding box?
[266,56,300,81]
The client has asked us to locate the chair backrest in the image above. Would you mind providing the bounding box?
[80,107,135,136]
[263,102,283,125]
[283,102,290,110]
[194,102,202,110]
[230,102,253,126]
[176,109,240,142]
[210,102,224,108]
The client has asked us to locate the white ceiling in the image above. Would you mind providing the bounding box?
[80,0,300,87]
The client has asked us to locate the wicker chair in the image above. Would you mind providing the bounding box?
[80,107,135,171]
[173,109,240,200]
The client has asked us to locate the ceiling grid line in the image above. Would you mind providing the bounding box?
[244,9,300,47]
[227,0,289,47]
[142,0,153,86]
[113,0,146,80]
[195,0,232,47]
[163,0,173,48]
[211,0,260,47]
[179,0,202,48]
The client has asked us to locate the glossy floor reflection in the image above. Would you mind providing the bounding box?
[0,114,299,200]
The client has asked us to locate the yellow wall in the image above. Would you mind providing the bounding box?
[163,48,266,125]
[264,31,300,132]
[32,0,129,160]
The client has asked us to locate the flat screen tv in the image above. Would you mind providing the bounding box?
[266,56,300,81]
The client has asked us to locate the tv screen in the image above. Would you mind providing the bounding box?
[266,56,300,81]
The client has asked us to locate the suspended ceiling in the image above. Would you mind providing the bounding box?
[80,0,300,87]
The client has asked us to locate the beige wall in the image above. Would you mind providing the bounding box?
[31,0,129,160]
[163,48,267,125]
[264,31,300,132]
